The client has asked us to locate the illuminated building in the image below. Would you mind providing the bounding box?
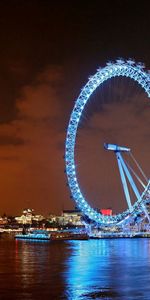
[61,209,83,225]
[47,209,83,226]
[15,208,44,225]
[0,216,8,225]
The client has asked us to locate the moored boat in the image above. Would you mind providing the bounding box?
[50,230,89,240]
[15,229,51,240]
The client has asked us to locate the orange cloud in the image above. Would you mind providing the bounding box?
[0,66,70,215]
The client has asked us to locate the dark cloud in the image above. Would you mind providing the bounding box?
[0,135,24,146]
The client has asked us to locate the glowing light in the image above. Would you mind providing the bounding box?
[65,58,150,226]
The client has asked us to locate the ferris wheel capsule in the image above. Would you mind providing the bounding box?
[104,143,130,152]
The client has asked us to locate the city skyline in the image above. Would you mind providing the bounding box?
[0,1,150,215]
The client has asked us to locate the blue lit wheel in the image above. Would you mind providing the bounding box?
[65,59,150,226]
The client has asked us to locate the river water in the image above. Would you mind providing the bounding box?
[0,235,150,300]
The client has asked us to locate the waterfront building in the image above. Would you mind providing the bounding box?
[15,208,44,225]
[61,209,83,226]
[47,209,83,226]
[0,216,8,225]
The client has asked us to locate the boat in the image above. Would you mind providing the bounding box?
[50,230,89,240]
[15,229,51,241]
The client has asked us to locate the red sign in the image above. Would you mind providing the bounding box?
[100,209,112,216]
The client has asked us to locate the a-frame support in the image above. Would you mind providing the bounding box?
[104,143,150,222]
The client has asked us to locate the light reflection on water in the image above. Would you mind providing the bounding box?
[0,236,150,299]
[65,239,150,299]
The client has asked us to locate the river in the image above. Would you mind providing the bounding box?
[0,235,150,299]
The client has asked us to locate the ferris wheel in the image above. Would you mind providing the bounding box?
[65,59,150,226]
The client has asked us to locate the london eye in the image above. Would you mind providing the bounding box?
[65,59,150,226]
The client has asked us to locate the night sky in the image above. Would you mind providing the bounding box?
[0,0,150,215]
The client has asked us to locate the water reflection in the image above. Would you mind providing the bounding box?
[0,237,150,299]
[64,239,150,300]
[14,239,69,299]
[0,237,71,300]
